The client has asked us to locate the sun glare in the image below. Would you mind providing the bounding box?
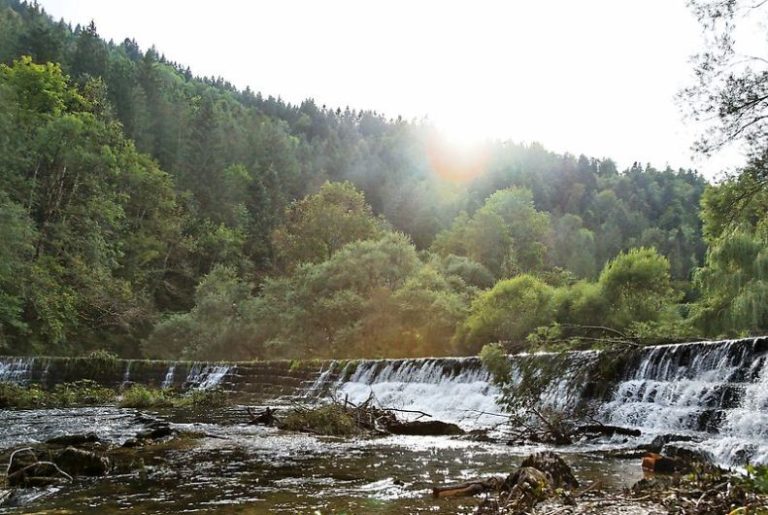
[426,126,492,183]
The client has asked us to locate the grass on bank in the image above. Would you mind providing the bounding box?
[118,384,227,408]
[0,380,116,408]
[0,381,228,409]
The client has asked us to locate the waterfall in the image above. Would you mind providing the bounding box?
[334,357,501,428]
[0,357,34,384]
[304,361,336,398]
[330,351,599,430]
[161,365,176,389]
[121,362,132,386]
[2,337,768,466]
[600,337,768,465]
[184,364,233,390]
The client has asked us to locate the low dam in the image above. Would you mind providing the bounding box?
[2,337,768,467]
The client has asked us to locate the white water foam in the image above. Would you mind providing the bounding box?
[0,357,34,384]
[335,358,501,429]
[161,365,176,389]
[185,364,232,390]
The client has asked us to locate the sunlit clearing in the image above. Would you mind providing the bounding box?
[426,128,491,183]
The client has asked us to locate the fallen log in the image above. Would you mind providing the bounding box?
[575,424,641,438]
[247,407,278,426]
[432,477,502,498]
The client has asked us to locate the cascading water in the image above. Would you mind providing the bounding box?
[161,365,176,389]
[333,357,501,428]
[184,364,233,390]
[3,337,768,466]
[121,362,132,386]
[599,337,768,465]
[0,357,34,384]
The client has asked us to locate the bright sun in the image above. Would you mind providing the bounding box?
[426,122,492,183]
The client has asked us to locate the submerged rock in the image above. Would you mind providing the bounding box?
[46,433,101,446]
[386,420,464,436]
[662,443,715,467]
[645,433,696,454]
[54,447,109,476]
[519,451,579,489]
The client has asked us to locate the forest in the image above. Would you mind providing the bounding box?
[0,0,765,360]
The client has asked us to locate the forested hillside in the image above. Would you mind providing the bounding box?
[1,0,748,360]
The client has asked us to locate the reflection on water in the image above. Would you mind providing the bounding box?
[0,406,646,514]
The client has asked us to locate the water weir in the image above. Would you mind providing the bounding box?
[2,336,767,466]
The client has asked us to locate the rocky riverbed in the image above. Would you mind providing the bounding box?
[5,403,762,514]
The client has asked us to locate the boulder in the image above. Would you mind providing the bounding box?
[641,452,682,473]
[53,447,109,476]
[386,420,464,436]
[519,451,579,489]
[645,433,696,453]
[662,443,715,468]
[501,467,551,512]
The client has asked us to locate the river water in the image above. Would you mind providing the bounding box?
[0,404,645,514]
[2,337,767,513]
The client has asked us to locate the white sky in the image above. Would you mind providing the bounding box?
[39,0,750,179]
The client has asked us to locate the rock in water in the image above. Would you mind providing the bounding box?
[519,451,579,489]
[646,434,696,454]
[501,467,551,512]
[54,447,109,476]
[386,420,464,436]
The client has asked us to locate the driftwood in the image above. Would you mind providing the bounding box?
[432,477,502,498]
[575,424,641,437]
[5,447,73,487]
[247,407,279,426]
[249,392,443,436]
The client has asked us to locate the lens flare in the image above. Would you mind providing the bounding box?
[425,129,491,183]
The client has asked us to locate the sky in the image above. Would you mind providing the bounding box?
[38,0,749,179]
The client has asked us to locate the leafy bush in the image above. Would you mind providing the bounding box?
[178,388,228,408]
[51,379,115,405]
[0,380,115,408]
[119,385,174,408]
[0,382,47,408]
[86,349,120,365]
[280,404,359,436]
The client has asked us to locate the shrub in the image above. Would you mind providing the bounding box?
[119,385,174,408]
[280,404,359,436]
[178,388,228,408]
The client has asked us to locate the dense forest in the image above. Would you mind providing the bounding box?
[0,0,764,360]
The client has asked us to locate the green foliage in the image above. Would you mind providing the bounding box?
[0,3,719,358]
[597,247,678,328]
[143,265,256,360]
[272,181,384,270]
[692,165,768,336]
[0,380,115,408]
[50,379,116,406]
[280,404,359,436]
[432,188,551,278]
[693,229,768,335]
[86,350,120,367]
[119,384,175,408]
[458,275,555,353]
[177,388,228,408]
[478,342,511,384]
[0,382,47,408]
[744,465,768,496]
